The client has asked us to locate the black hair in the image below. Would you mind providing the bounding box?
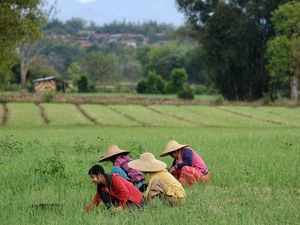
[88,165,105,176]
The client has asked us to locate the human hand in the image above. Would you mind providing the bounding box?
[84,202,94,212]
[84,204,92,212]
[112,206,123,212]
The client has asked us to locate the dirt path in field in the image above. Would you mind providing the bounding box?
[218,106,286,125]
[35,103,50,125]
[75,104,100,125]
[146,106,208,126]
[108,106,152,126]
[1,103,8,126]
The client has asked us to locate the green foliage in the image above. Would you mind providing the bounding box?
[266,35,292,98]
[176,0,290,100]
[177,84,194,99]
[270,2,300,37]
[42,92,54,103]
[80,52,121,88]
[0,135,23,155]
[266,1,300,100]
[33,152,66,180]
[136,80,148,93]
[67,62,89,92]
[28,57,59,79]
[140,43,185,80]
[136,71,166,94]
[182,45,205,83]
[146,71,166,94]
[0,0,46,87]
[262,92,272,105]
[167,68,188,93]
[191,84,217,95]
[42,41,84,76]
[214,95,224,105]
[67,62,81,81]
[77,75,88,93]
[65,18,86,36]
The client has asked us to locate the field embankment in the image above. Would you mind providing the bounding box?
[1,92,299,106]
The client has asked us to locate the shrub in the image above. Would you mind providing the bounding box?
[136,80,148,93]
[42,92,54,103]
[146,71,166,94]
[77,75,88,93]
[191,84,218,95]
[4,83,20,92]
[262,92,272,105]
[136,70,166,94]
[214,95,224,104]
[167,68,188,93]
[177,84,195,99]
[192,84,208,95]
[33,152,66,180]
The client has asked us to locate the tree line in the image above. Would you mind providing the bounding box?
[0,0,299,102]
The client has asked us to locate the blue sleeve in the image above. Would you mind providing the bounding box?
[175,148,193,169]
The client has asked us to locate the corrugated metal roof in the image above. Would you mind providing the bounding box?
[33,76,55,82]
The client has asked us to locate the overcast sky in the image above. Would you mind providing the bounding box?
[49,0,185,26]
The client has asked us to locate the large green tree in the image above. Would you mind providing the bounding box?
[0,0,45,89]
[137,42,185,80]
[176,0,288,100]
[266,1,300,102]
[80,52,121,90]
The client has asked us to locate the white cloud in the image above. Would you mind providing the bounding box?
[77,0,96,4]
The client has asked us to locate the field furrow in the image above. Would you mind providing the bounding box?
[221,106,300,126]
[259,106,300,125]
[151,105,274,127]
[75,104,99,125]
[80,104,140,126]
[35,103,50,124]
[41,103,92,126]
[109,105,194,127]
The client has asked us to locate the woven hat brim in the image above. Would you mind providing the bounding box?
[128,159,166,172]
[160,144,188,157]
[98,150,130,162]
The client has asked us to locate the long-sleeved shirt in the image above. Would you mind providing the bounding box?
[92,174,143,208]
[114,155,144,183]
[144,169,185,198]
[172,147,208,173]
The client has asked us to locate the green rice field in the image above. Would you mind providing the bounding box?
[0,103,299,225]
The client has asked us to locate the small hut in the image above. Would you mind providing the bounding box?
[33,76,56,93]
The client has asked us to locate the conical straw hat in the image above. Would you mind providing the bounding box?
[128,152,167,172]
[98,144,129,162]
[160,140,188,157]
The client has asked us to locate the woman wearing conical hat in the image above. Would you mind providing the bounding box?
[99,144,146,192]
[160,140,211,186]
[128,152,185,205]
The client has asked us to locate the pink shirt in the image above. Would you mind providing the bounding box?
[174,147,208,173]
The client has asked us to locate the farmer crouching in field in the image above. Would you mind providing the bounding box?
[128,152,185,206]
[160,140,210,186]
[84,165,144,212]
[98,144,146,192]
